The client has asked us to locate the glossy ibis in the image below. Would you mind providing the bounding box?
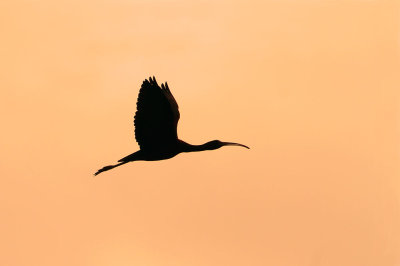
[94,77,249,176]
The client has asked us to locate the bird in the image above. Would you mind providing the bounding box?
[94,76,249,176]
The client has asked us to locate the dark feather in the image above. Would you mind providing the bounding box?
[133,76,180,151]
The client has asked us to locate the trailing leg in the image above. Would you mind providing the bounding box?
[94,161,127,176]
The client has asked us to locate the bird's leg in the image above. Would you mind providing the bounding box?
[94,161,127,176]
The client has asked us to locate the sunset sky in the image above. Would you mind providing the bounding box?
[1,0,399,265]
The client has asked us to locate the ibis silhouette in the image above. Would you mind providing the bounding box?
[94,77,249,176]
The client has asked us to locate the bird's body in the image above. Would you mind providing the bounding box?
[94,77,248,176]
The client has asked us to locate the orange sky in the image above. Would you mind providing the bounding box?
[1,0,399,265]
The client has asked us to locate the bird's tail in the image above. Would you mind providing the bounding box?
[118,151,141,163]
[94,161,127,176]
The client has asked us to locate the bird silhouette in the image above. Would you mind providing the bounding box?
[94,76,249,176]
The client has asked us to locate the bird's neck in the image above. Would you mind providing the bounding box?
[179,140,210,152]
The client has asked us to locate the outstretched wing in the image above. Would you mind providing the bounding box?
[134,76,180,150]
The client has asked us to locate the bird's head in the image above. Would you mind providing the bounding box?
[204,140,250,150]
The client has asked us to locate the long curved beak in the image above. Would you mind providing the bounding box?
[222,142,250,149]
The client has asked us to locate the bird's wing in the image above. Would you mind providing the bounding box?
[134,76,180,150]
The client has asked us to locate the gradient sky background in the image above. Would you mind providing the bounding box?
[1,0,399,265]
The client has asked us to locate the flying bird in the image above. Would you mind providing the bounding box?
[94,76,249,176]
